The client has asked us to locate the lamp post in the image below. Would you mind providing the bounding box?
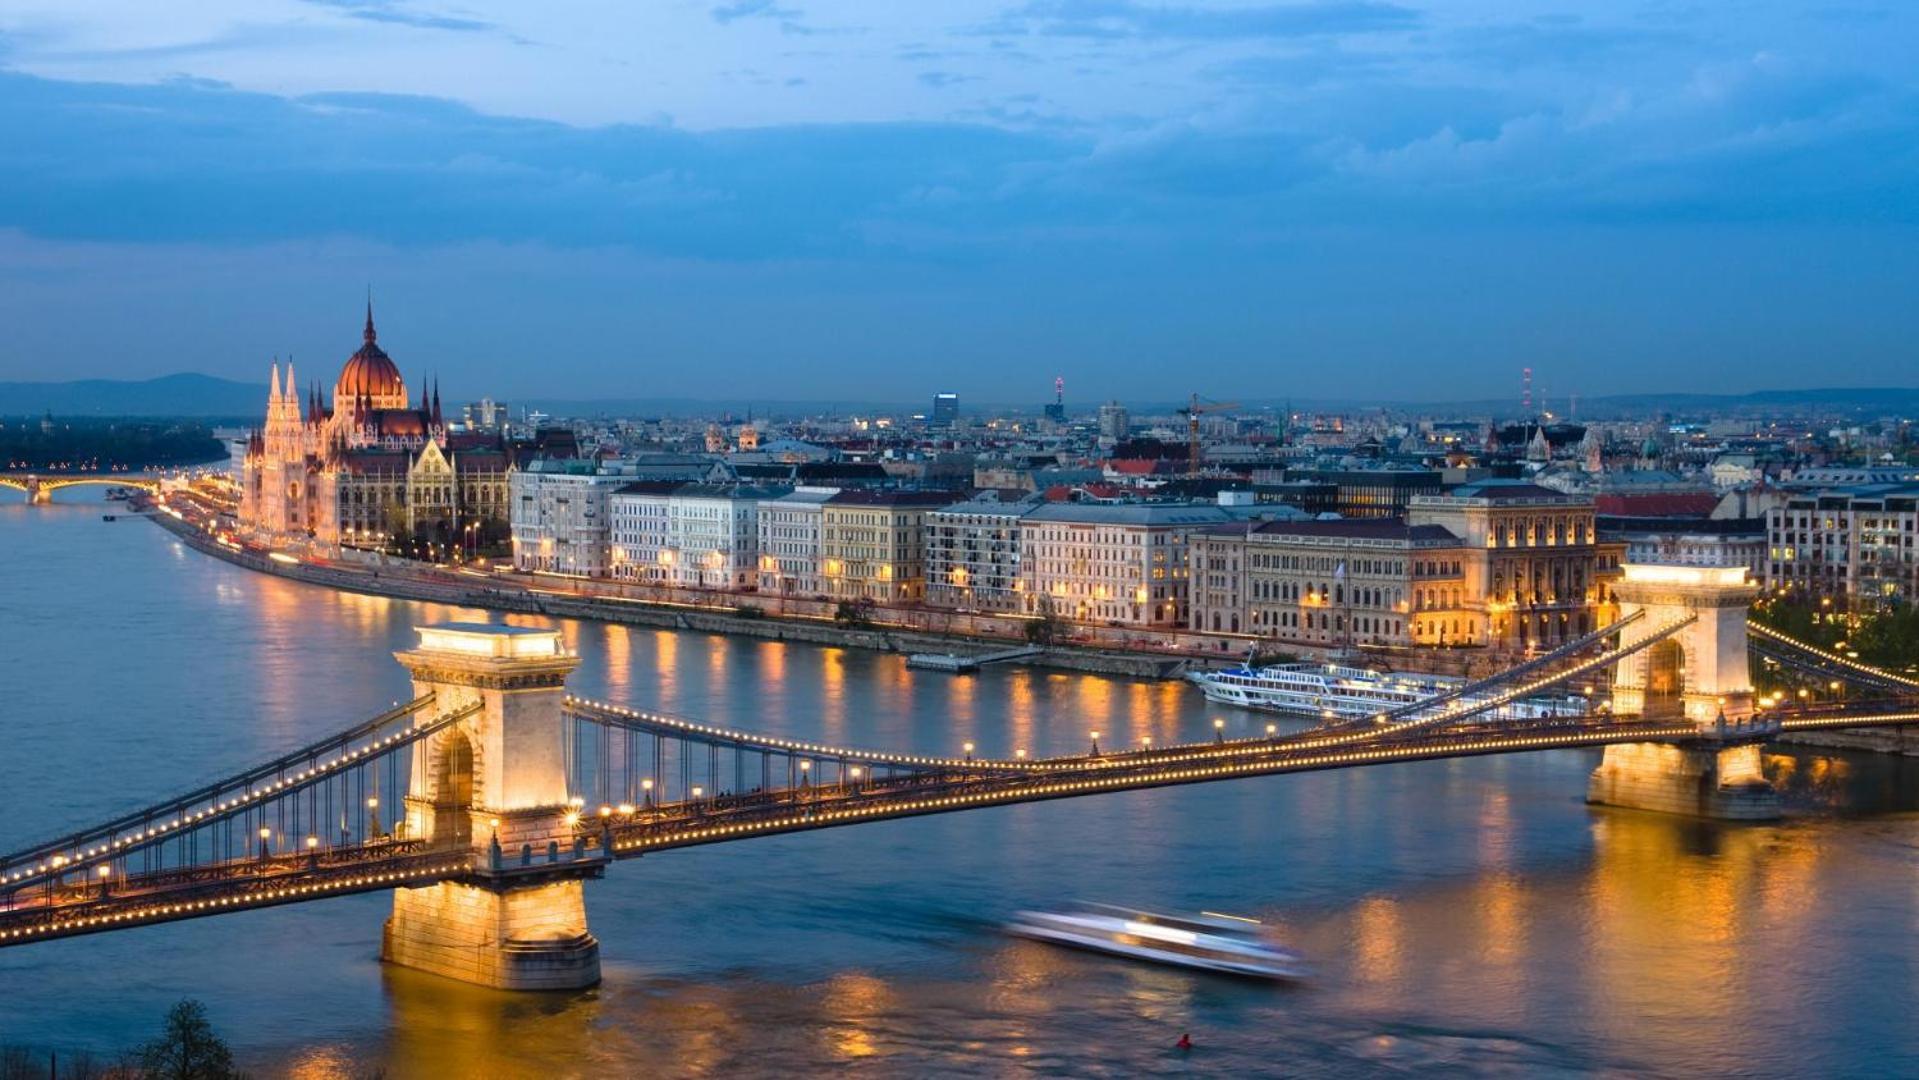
[1089,730,1101,756]
[258,827,272,862]
[1214,717,1226,744]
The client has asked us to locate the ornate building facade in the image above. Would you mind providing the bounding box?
[240,305,512,551]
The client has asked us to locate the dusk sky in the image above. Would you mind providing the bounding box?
[0,1,1914,404]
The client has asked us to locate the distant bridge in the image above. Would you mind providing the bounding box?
[0,472,162,504]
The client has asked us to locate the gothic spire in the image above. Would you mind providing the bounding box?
[269,359,281,400]
[364,293,377,345]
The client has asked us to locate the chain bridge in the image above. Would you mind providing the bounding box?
[3,564,1915,989]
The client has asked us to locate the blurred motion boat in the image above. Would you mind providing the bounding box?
[1008,904,1305,979]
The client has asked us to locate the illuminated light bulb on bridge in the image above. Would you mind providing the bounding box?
[564,811,580,827]
[1266,723,1278,736]
[692,786,705,798]
[598,805,612,818]
[305,836,318,850]
[97,865,111,879]
[617,804,635,815]
[642,778,655,790]
[258,828,271,840]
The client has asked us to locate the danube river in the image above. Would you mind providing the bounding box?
[6,495,1919,1077]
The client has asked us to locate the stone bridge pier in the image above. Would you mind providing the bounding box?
[382,624,603,990]
[1585,564,1781,821]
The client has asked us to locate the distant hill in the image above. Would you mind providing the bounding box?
[3,373,1914,421]
[0,373,261,418]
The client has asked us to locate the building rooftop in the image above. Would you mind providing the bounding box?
[1207,519,1463,544]
[827,489,956,507]
[1025,503,1236,526]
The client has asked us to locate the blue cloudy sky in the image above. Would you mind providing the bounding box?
[0,1,1914,404]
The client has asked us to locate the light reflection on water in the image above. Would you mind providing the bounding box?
[3,497,1919,1077]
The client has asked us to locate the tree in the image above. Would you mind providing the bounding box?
[833,598,875,628]
[138,1000,239,1080]
[1026,594,1063,645]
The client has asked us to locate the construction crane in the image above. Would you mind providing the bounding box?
[1177,394,1240,476]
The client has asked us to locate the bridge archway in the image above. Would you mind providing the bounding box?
[1645,638,1685,712]
[1608,564,1758,727]
[432,732,476,847]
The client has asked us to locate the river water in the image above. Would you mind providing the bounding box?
[4,493,1919,1078]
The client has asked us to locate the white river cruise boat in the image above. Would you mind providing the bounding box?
[1186,662,1583,722]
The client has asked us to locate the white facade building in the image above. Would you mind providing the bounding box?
[757,487,838,596]
[666,485,773,589]
[1020,503,1233,627]
[608,483,781,587]
[608,481,680,582]
[510,460,629,576]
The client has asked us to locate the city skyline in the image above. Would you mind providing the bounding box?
[1,2,1916,400]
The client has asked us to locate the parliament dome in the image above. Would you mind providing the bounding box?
[336,303,407,404]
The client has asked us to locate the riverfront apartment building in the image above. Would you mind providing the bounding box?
[1189,519,1476,646]
[606,483,781,588]
[510,459,630,576]
[819,490,953,604]
[757,487,839,596]
[1019,503,1235,627]
[1766,484,1919,604]
[1407,481,1624,650]
[924,496,1039,612]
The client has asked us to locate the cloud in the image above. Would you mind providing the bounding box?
[712,0,802,24]
[984,0,1420,40]
[301,0,494,33]
[918,71,979,89]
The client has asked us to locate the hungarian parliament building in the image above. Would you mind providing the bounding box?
[239,305,512,549]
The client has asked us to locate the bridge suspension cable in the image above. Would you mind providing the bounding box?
[1305,614,1700,746]
[564,698,1042,773]
[0,698,487,945]
[1317,609,1647,735]
[1748,622,1919,693]
[0,695,456,891]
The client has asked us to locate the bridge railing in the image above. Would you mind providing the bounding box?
[581,715,1706,856]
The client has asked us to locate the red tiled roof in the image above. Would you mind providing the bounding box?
[1594,492,1720,516]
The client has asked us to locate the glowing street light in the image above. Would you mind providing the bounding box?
[1213,717,1226,744]
[1089,730,1102,756]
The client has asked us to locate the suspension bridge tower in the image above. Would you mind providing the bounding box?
[382,624,603,990]
[1586,564,1780,820]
